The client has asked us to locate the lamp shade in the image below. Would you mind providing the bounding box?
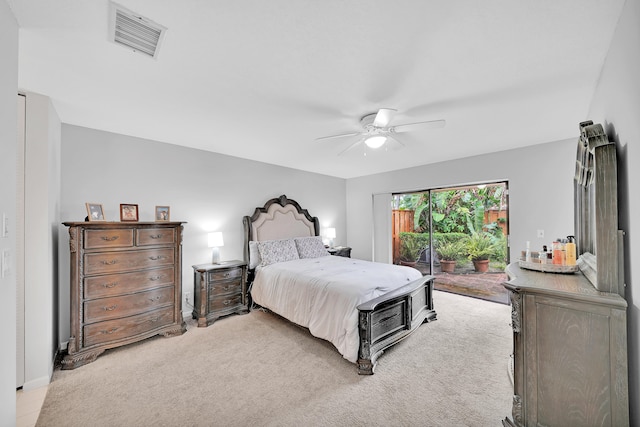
[208,232,224,248]
[325,228,336,239]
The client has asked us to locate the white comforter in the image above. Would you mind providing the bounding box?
[250,256,423,363]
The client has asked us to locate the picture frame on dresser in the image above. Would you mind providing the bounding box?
[155,205,170,222]
[85,203,105,221]
[120,203,139,222]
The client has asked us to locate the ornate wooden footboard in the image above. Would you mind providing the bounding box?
[356,274,436,374]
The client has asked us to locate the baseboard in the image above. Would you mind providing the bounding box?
[22,375,50,391]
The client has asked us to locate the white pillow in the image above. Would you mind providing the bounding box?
[258,239,299,266]
[294,236,329,259]
[248,241,261,269]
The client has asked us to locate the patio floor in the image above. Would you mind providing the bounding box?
[413,261,510,305]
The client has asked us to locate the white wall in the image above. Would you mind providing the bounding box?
[23,92,61,390]
[0,0,18,422]
[346,139,576,263]
[59,124,346,342]
[587,0,640,422]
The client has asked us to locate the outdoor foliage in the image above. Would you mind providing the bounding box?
[395,184,507,267]
[464,232,500,261]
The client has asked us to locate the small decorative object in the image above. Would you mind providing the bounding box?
[120,204,139,222]
[85,203,105,221]
[155,205,170,222]
[324,227,336,248]
[208,232,224,264]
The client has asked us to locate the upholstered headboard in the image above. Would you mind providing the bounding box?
[242,195,320,269]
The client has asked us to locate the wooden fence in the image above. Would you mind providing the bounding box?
[392,210,414,262]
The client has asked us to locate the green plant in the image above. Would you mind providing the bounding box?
[435,240,465,261]
[465,232,499,261]
[399,232,429,262]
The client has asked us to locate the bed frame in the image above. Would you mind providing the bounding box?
[242,194,437,374]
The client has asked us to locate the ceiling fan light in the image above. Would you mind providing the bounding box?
[365,136,386,148]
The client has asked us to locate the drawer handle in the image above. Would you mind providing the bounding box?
[223,300,231,306]
[101,236,120,241]
[223,273,230,278]
[102,282,117,288]
[103,305,118,311]
[149,234,163,239]
[101,260,117,265]
[149,275,165,281]
[100,328,118,335]
[149,296,161,302]
[150,316,160,323]
[148,256,165,261]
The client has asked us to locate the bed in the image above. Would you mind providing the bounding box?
[243,195,437,374]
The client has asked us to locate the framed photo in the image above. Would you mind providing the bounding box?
[120,204,139,222]
[85,203,105,221]
[155,206,170,222]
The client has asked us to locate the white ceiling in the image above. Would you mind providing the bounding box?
[10,0,625,179]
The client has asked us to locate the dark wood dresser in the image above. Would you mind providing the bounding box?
[192,260,248,327]
[62,221,186,369]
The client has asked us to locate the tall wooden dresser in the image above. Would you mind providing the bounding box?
[503,121,629,425]
[62,221,186,369]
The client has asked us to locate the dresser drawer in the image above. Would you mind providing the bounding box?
[85,248,174,275]
[84,286,174,323]
[84,229,134,249]
[83,306,175,347]
[208,267,243,282]
[84,267,175,299]
[209,293,243,313]
[137,228,175,246]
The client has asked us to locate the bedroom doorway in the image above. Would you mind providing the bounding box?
[392,182,510,304]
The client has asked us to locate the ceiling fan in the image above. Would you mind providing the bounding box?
[315,108,445,155]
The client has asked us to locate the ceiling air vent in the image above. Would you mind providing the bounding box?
[109,2,166,59]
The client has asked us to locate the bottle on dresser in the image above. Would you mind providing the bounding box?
[552,239,566,265]
[539,245,548,264]
[565,236,577,266]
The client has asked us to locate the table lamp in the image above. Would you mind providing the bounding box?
[325,228,336,248]
[208,232,224,264]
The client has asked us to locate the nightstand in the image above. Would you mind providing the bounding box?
[328,246,351,257]
[192,260,248,327]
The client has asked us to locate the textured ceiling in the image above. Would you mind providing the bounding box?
[11,0,625,178]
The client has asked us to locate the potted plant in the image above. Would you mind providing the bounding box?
[435,240,464,273]
[398,232,427,267]
[465,233,498,273]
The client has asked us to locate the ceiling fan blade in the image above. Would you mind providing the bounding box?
[337,139,363,156]
[315,132,361,142]
[373,108,397,127]
[386,135,406,150]
[392,119,446,133]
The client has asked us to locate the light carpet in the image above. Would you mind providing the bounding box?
[36,290,513,426]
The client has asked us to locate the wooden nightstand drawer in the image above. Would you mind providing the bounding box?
[85,248,174,275]
[84,267,175,299]
[84,286,174,323]
[84,229,134,249]
[208,267,242,282]
[137,228,175,246]
[209,278,242,296]
[208,293,243,313]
